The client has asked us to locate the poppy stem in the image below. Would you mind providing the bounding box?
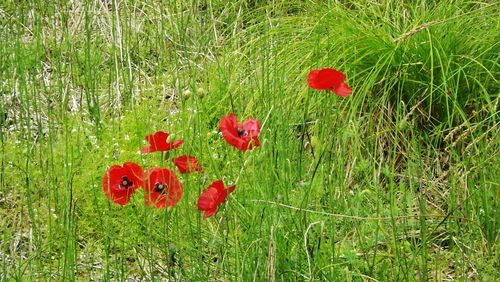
[234,155,250,185]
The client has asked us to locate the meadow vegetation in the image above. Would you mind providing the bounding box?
[0,0,498,280]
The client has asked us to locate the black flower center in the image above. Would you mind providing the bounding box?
[120,176,133,189]
[155,182,166,194]
[236,127,248,137]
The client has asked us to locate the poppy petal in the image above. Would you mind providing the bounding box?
[197,186,219,210]
[333,82,352,97]
[221,130,248,150]
[210,180,225,192]
[146,193,167,208]
[308,68,349,94]
[307,70,328,89]
[219,114,239,140]
[123,162,144,184]
[173,155,201,174]
[320,68,345,85]
[242,119,260,134]
[106,188,130,206]
[203,208,218,219]
[166,139,184,151]
[141,131,183,153]
[106,166,127,184]
[152,131,170,148]
[197,180,235,219]
[166,180,183,207]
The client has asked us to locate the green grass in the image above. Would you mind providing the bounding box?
[0,0,498,280]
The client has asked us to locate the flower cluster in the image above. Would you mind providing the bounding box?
[102,114,259,219]
[102,131,193,208]
[102,67,350,219]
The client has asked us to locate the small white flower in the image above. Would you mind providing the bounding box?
[88,135,97,145]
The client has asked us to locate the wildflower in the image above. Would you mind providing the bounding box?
[173,155,202,173]
[102,162,144,206]
[144,168,183,208]
[140,131,183,154]
[197,180,235,219]
[219,113,260,151]
[307,68,351,97]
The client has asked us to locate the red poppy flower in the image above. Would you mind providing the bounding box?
[140,131,183,154]
[307,68,352,97]
[173,155,202,173]
[102,162,144,206]
[219,113,260,151]
[144,168,183,208]
[197,180,235,219]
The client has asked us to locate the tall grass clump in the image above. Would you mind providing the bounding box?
[0,0,498,280]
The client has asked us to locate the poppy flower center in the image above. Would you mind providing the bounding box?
[154,182,167,194]
[236,127,248,137]
[120,176,133,189]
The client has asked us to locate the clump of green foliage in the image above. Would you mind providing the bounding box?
[0,0,498,280]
